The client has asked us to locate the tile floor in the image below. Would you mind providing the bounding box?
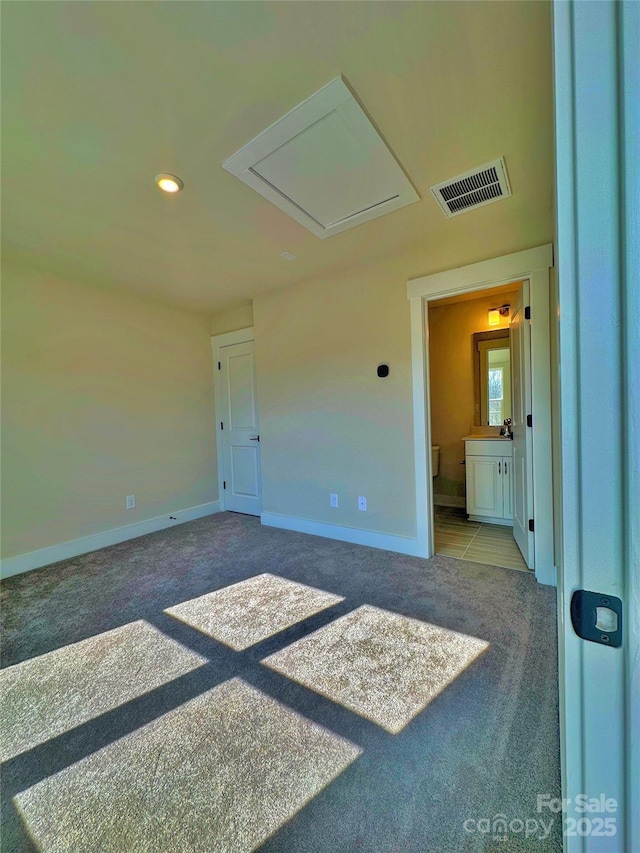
[434,506,530,572]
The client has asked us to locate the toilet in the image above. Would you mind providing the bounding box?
[431,445,440,477]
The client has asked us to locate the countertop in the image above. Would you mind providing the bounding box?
[461,434,513,441]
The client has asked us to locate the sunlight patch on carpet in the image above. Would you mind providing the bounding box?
[263,605,489,733]
[15,677,362,853]
[0,620,207,762]
[165,573,344,650]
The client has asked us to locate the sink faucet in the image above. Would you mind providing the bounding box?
[501,418,513,439]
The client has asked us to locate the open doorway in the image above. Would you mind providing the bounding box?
[406,244,555,587]
[428,282,530,571]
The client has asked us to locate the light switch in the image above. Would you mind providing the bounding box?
[595,607,618,633]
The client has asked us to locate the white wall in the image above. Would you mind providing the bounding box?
[1,260,218,561]
[210,304,253,336]
[253,265,416,539]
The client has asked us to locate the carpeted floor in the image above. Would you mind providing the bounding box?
[0,512,561,852]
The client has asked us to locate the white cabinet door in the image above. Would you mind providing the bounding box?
[219,341,262,516]
[466,456,503,518]
[502,456,513,520]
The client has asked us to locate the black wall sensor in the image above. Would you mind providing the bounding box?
[377,364,389,378]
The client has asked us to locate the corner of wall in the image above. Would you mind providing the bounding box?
[210,304,254,336]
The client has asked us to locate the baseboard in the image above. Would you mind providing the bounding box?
[260,512,425,557]
[433,494,466,508]
[468,514,512,526]
[0,501,222,580]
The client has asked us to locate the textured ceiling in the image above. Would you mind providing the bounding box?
[1,2,553,314]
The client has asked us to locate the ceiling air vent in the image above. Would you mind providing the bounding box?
[430,158,511,218]
[223,77,419,239]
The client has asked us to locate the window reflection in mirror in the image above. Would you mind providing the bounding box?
[487,348,511,425]
[473,330,511,426]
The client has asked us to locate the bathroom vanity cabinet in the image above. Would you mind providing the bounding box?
[463,438,513,525]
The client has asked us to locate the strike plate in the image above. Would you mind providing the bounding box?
[570,589,622,647]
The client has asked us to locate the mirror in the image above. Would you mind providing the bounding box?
[473,330,511,426]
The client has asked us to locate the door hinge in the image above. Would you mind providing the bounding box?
[525,306,531,320]
[223,480,226,490]
[527,414,533,428]
[528,519,535,532]
[218,361,221,370]
[220,421,224,430]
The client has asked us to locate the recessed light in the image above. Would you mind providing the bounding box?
[155,173,184,193]
[281,252,296,261]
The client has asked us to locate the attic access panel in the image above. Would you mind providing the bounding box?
[223,77,419,239]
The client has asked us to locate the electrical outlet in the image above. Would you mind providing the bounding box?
[358,496,367,511]
[125,494,136,510]
[330,493,339,508]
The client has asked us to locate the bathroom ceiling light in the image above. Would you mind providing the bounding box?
[155,173,183,193]
[488,304,511,326]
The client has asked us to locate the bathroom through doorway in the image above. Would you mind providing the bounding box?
[406,243,556,587]
[427,282,530,571]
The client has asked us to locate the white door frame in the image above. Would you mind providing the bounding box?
[406,243,556,586]
[553,1,638,849]
[211,327,256,512]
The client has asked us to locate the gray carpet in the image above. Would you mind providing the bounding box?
[1,512,561,852]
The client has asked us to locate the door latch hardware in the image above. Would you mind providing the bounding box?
[570,590,622,647]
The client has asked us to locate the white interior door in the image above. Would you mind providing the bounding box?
[510,283,534,567]
[219,340,262,516]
